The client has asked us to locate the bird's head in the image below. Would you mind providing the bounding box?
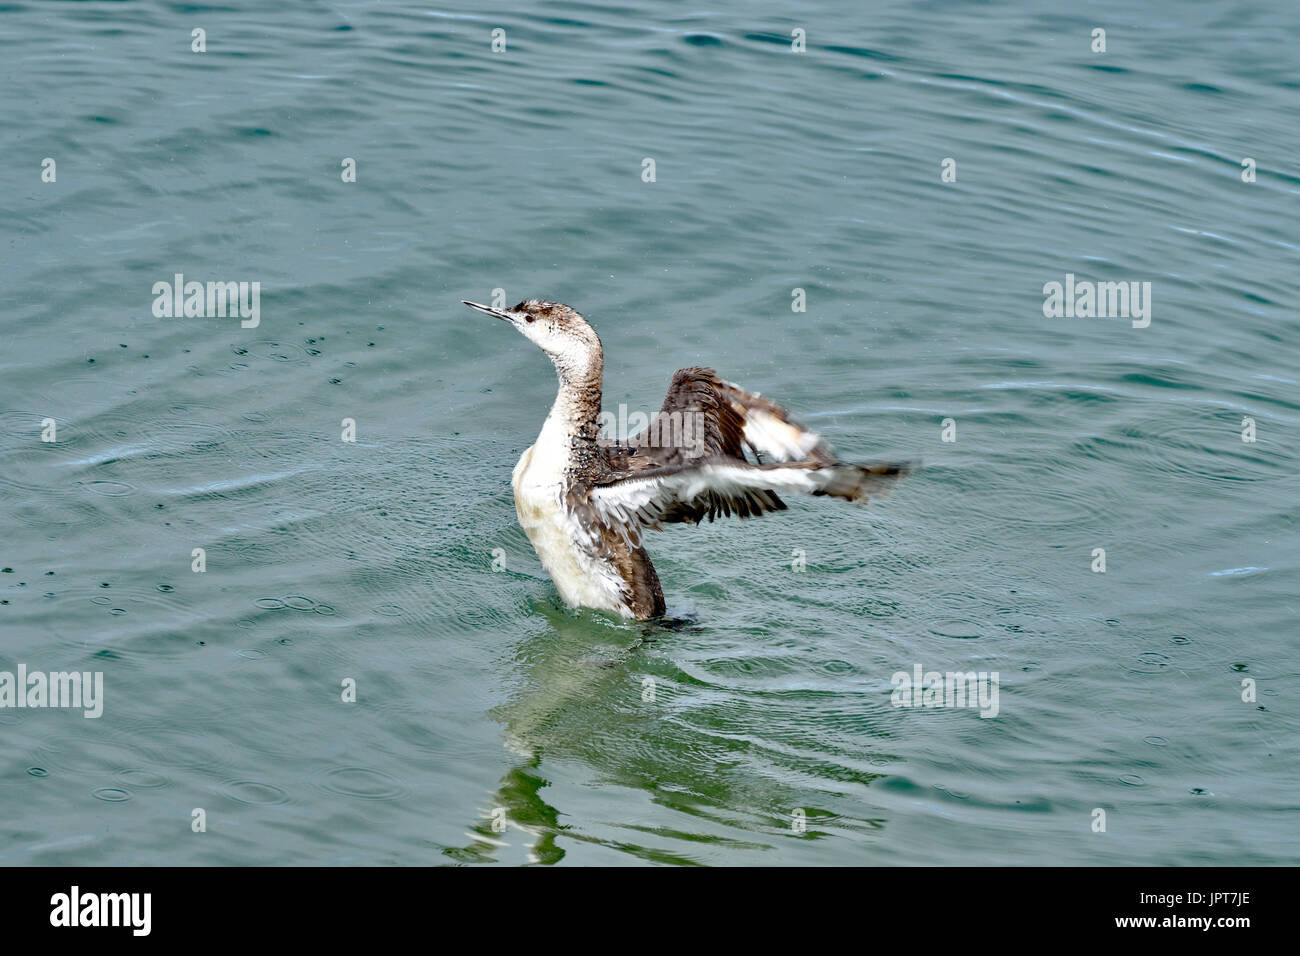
[463,298,602,381]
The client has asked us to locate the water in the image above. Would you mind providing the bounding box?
[2,0,1297,865]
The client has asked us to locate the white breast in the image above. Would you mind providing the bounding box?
[512,442,632,617]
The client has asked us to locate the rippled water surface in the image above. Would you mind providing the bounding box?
[2,0,1298,865]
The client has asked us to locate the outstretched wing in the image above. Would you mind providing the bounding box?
[588,367,912,538]
[575,458,910,545]
[617,367,835,466]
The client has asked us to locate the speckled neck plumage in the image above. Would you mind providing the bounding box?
[542,344,604,464]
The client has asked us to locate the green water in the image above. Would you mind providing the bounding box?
[1,0,1297,865]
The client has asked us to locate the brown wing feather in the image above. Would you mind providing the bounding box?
[599,367,747,466]
[596,368,796,524]
[592,367,911,529]
[628,367,838,464]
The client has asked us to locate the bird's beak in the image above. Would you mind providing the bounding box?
[462,300,516,323]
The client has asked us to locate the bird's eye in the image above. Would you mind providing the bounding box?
[524,315,535,323]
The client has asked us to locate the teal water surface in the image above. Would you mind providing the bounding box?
[1,0,1298,865]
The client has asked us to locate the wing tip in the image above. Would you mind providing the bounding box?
[837,459,918,503]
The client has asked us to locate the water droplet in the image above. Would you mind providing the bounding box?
[84,480,136,497]
[224,780,289,806]
[1131,652,1172,674]
[117,769,169,789]
[316,767,404,800]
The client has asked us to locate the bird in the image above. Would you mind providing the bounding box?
[463,298,912,620]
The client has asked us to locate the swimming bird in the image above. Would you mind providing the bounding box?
[464,298,912,620]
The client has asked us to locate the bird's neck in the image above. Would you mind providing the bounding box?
[539,352,603,455]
